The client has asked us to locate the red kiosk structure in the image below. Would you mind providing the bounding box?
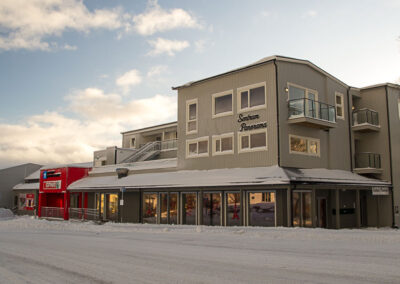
[38,165,91,220]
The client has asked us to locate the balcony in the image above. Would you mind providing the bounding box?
[288,98,336,129]
[354,152,382,174]
[352,109,380,132]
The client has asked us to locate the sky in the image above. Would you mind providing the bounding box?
[0,0,399,168]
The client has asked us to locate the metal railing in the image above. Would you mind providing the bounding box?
[355,153,381,169]
[288,98,336,123]
[352,109,379,126]
[41,207,64,219]
[69,208,100,221]
[161,139,177,150]
[120,141,160,163]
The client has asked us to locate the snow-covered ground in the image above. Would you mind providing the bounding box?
[0,216,399,284]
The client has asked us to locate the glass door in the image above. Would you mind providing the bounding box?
[143,193,158,224]
[292,191,312,227]
[182,192,197,225]
[317,198,327,228]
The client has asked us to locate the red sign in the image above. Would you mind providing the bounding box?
[43,180,62,190]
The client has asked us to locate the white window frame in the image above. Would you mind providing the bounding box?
[237,82,267,113]
[186,99,198,135]
[335,92,345,120]
[212,90,233,118]
[287,82,318,101]
[186,136,209,158]
[130,137,136,148]
[289,134,320,157]
[238,129,268,153]
[212,132,234,156]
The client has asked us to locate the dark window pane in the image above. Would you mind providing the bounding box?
[250,132,266,148]
[241,91,248,109]
[249,192,275,226]
[289,86,305,100]
[250,86,265,107]
[202,193,221,226]
[221,137,232,151]
[198,141,208,154]
[182,193,196,225]
[215,94,232,114]
[189,103,197,120]
[226,193,241,226]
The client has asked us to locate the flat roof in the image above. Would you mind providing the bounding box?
[360,82,400,90]
[121,121,177,135]
[172,55,349,90]
[41,162,93,171]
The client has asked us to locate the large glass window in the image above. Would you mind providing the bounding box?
[248,192,275,226]
[226,192,241,226]
[289,135,320,156]
[182,193,197,225]
[213,92,233,117]
[186,137,209,158]
[203,193,221,226]
[160,193,168,224]
[169,193,178,224]
[186,99,197,134]
[238,129,267,152]
[143,193,157,224]
[107,194,118,221]
[238,83,266,111]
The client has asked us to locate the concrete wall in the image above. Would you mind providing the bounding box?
[0,163,41,209]
[276,61,351,170]
[177,62,278,170]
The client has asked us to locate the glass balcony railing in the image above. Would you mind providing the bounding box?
[352,109,379,126]
[355,153,381,169]
[288,98,336,123]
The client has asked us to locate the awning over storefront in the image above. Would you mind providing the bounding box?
[13,182,40,191]
[68,165,390,191]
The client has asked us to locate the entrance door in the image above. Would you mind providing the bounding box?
[317,198,327,228]
[292,191,312,227]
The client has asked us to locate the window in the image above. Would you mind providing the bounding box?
[186,99,198,134]
[237,82,266,112]
[289,135,320,156]
[335,92,344,120]
[186,137,209,158]
[212,133,234,155]
[288,83,318,119]
[238,129,267,153]
[131,138,136,148]
[248,191,276,227]
[212,90,233,118]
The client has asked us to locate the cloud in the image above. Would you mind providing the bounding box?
[147,38,189,56]
[0,0,128,51]
[147,65,168,77]
[303,10,318,18]
[132,0,201,36]
[116,69,142,94]
[0,89,177,166]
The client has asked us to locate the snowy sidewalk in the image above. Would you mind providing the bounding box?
[0,216,399,284]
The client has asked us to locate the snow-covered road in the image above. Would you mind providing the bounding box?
[0,217,399,284]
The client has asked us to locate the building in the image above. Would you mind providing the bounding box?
[0,163,42,211]
[63,56,399,228]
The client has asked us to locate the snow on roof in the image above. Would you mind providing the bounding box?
[13,182,39,191]
[283,168,390,185]
[69,165,389,191]
[90,158,177,175]
[41,162,93,170]
[69,165,289,190]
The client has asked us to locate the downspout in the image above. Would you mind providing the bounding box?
[347,87,353,171]
[114,146,117,165]
[384,86,396,228]
[273,59,280,166]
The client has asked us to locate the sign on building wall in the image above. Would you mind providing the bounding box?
[372,187,389,196]
[43,180,62,190]
[238,113,267,132]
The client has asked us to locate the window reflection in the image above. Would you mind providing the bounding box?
[203,193,221,226]
[182,193,197,225]
[143,193,157,224]
[248,192,275,226]
[226,192,241,226]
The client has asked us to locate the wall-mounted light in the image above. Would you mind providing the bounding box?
[351,106,355,110]
[285,87,289,92]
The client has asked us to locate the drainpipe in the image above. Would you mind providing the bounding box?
[273,59,281,166]
[347,87,353,171]
[384,86,396,228]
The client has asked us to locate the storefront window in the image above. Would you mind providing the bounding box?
[169,193,178,224]
[160,193,168,224]
[226,192,241,226]
[143,193,157,224]
[203,193,221,226]
[292,191,312,227]
[182,193,197,225]
[107,194,118,221]
[248,192,275,226]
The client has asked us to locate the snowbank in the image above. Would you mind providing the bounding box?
[0,208,14,219]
